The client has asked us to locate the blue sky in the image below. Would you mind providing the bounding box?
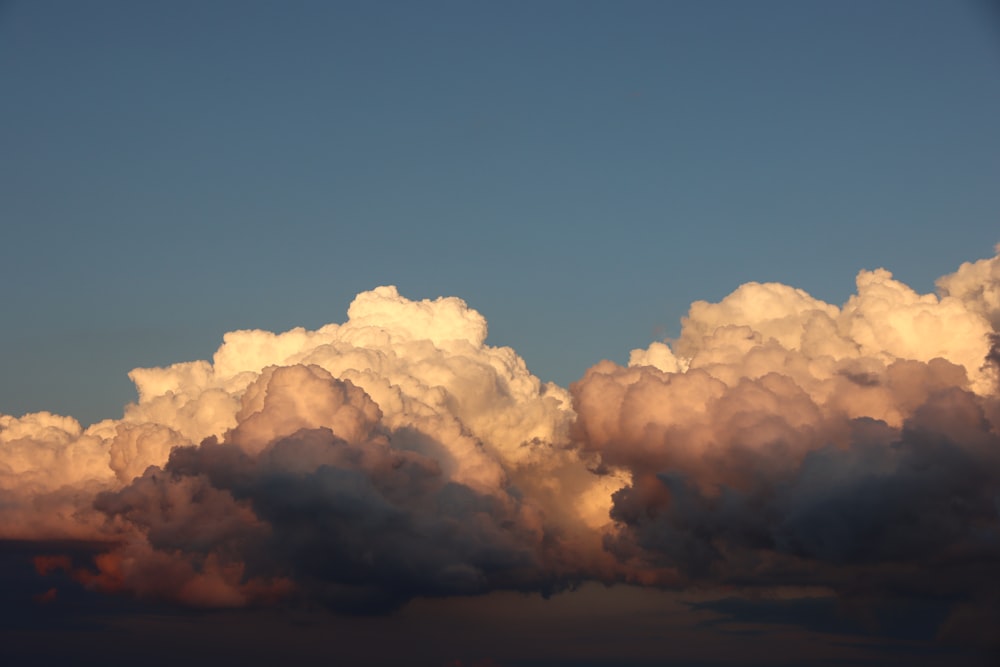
[2,0,999,425]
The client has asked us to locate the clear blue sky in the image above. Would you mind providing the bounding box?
[2,0,999,425]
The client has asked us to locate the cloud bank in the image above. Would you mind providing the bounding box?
[3,250,1000,643]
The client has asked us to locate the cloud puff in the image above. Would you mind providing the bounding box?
[937,243,1000,330]
[0,412,116,540]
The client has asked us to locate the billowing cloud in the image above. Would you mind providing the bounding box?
[572,247,1000,644]
[0,412,116,540]
[90,365,579,610]
[3,248,1000,646]
[2,287,616,610]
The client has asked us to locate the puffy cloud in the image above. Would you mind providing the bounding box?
[119,287,577,486]
[937,243,1000,329]
[0,412,111,491]
[4,246,1000,649]
[107,422,187,484]
[0,412,116,540]
[841,268,993,392]
[656,261,995,397]
[574,247,1000,639]
[3,287,609,608]
[673,281,842,359]
[89,369,572,610]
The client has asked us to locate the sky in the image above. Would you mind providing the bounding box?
[2,1,1000,666]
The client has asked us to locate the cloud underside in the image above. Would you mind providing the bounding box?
[3,250,1000,642]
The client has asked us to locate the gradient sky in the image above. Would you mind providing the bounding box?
[3,4,1000,667]
[2,0,998,425]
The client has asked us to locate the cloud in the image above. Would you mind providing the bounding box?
[3,287,613,609]
[570,247,1000,644]
[936,243,1000,330]
[0,412,116,540]
[90,366,573,610]
[3,247,1000,647]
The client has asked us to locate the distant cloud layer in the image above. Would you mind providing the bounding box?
[3,250,1000,643]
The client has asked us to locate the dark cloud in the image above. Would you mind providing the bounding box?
[90,370,569,612]
[574,367,1000,648]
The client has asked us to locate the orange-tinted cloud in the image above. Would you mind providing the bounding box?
[2,247,1000,648]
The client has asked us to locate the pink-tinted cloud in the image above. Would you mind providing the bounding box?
[2,247,1000,648]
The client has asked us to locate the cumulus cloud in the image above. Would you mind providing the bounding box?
[88,365,585,610]
[571,247,1000,643]
[937,243,1000,330]
[0,412,116,540]
[2,287,613,609]
[3,247,1000,646]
